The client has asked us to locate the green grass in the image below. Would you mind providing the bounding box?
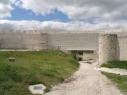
[0,50,79,95]
[101,60,127,70]
[102,72,127,95]
[101,60,127,95]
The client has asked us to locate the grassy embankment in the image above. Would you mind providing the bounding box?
[101,60,127,95]
[0,50,79,95]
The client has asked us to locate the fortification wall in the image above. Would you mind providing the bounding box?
[0,28,127,64]
[82,53,93,61]
[99,34,118,64]
[47,33,99,62]
[0,29,99,51]
[118,36,127,60]
[47,33,99,50]
[0,29,48,50]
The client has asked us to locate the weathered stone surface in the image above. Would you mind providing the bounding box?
[0,28,127,64]
[29,84,46,94]
[9,58,15,62]
[99,34,118,64]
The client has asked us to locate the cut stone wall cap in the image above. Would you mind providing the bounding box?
[29,84,46,94]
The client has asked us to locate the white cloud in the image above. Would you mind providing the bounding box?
[0,0,16,18]
[19,0,127,21]
[0,20,127,31]
[0,0,127,30]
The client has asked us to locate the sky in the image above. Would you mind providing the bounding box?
[0,0,127,31]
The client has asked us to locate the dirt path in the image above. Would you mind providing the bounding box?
[44,61,123,95]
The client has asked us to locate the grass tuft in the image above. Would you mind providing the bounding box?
[101,60,127,70]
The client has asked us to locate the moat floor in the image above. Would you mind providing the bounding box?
[44,62,123,95]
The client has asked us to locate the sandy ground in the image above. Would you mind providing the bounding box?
[44,61,123,95]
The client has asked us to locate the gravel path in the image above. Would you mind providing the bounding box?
[44,61,123,95]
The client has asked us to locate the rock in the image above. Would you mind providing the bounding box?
[29,84,46,94]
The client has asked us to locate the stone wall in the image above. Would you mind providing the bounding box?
[82,52,93,61]
[47,33,99,50]
[99,34,118,64]
[118,36,127,60]
[0,28,127,64]
[0,29,48,50]
[0,29,99,52]
[47,32,99,62]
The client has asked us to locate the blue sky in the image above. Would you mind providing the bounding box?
[6,7,70,22]
[0,0,127,30]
